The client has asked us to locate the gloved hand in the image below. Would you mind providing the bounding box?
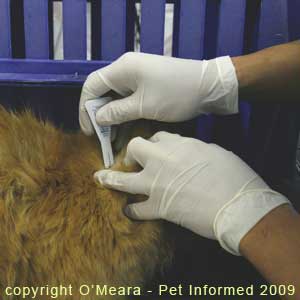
[79,52,239,135]
[94,132,289,255]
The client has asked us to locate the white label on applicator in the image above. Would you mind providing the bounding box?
[85,98,114,168]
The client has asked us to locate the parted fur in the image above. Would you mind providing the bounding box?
[0,107,171,300]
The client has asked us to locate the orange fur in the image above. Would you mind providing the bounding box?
[0,107,171,299]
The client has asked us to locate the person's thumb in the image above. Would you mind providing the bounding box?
[95,93,140,125]
[79,70,111,135]
[124,201,157,220]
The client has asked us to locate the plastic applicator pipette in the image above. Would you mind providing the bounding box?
[85,97,114,168]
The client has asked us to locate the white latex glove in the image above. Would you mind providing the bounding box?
[94,132,289,255]
[79,52,239,135]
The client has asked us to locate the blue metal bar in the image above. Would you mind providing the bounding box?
[140,0,166,54]
[63,0,87,59]
[172,0,180,57]
[174,0,210,141]
[0,0,12,58]
[247,0,290,174]
[101,0,127,60]
[126,0,135,52]
[0,59,109,84]
[91,0,101,59]
[217,0,246,56]
[23,0,50,58]
[214,0,249,154]
[257,0,289,49]
[173,0,209,140]
[288,0,300,41]
[203,0,219,59]
[177,0,206,59]
[0,58,109,74]
[0,73,87,85]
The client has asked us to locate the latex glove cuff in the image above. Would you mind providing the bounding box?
[215,56,239,114]
[214,189,290,256]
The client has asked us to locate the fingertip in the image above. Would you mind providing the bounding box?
[93,172,102,184]
[127,136,147,150]
[123,206,131,217]
[124,205,139,220]
[149,131,180,142]
[81,126,94,136]
[125,136,154,167]
[79,115,94,136]
[94,170,111,185]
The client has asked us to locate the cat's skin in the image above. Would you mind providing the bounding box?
[0,107,171,300]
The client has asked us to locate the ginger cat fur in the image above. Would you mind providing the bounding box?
[0,107,171,300]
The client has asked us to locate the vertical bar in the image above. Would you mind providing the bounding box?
[214,0,248,154]
[63,0,87,59]
[177,0,206,59]
[172,0,180,57]
[140,0,166,54]
[48,0,54,59]
[288,0,300,41]
[217,0,246,56]
[91,0,101,60]
[101,0,127,60]
[11,0,25,58]
[125,0,135,52]
[23,0,49,58]
[174,0,209,141]
[248,0,290,177]
[203,0,219,59]
[0,0,12,58]
[243,0,261,55]
[257,0,289,49]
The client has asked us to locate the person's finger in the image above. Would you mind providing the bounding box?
[79,113,94,136]
[149,131,180,143]
[124,201,158,220]
[80,53,139,133]
[94,170,150,195]
[124,137,160,167]
[95,93,140,126]
[79,71,111,135]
